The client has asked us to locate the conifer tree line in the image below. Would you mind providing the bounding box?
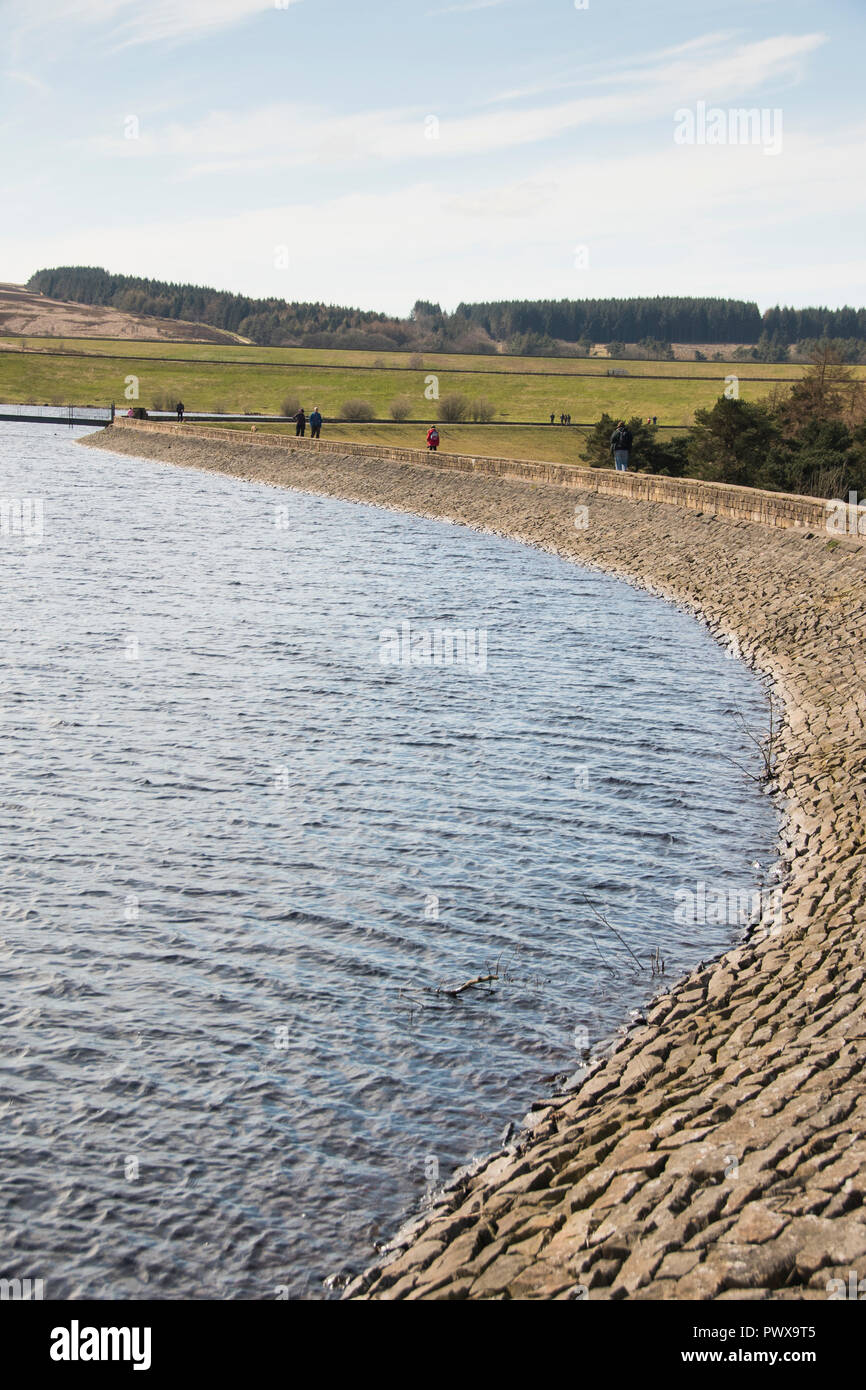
[26,268,866,354]
[452,296,762,343]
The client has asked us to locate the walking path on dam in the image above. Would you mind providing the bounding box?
[82,422,866,1300]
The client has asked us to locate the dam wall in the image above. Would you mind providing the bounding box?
[82,423,866,1300]
[107,417,866,540]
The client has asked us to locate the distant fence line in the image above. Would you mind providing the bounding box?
[2,405,687,430]
[0,403,114,425]
[136,411,691,431]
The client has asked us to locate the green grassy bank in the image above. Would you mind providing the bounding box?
[0,336,816,429]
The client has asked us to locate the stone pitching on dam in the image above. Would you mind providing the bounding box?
[84,422,866,1301]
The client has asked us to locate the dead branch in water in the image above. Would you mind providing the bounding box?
[431,949,517,1000]
[588,929,620,976]
[581,893,645,974]
[435,972,498,998]
[724,689,782,787]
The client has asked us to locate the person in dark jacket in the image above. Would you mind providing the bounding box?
[309,407,323,439]
[610,421,633,471]
[175,401,184,422]
[293,409,306,437]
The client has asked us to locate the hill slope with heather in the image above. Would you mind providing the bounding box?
[0,283,247,344]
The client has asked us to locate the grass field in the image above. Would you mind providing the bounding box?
[0,334,827,377]
[1,336,847,443]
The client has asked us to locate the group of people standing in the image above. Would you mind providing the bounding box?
[550,411,572,425]
[291,407,323,438]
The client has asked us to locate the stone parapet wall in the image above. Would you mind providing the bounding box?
[108,418,866,539]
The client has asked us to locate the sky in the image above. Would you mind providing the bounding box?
[0,0,863,315]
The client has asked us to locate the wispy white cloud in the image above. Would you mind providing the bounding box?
[427,0,509,16]
[11,0,299,51]
[483,30,741,103]
[2,70,51,94]
[7,120,863,315]
[82,31,827,175]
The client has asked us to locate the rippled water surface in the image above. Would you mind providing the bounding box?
[0,424,777,1298]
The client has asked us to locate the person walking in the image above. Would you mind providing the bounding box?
[610,420,633,471]
[293,408,306,437]
[550,411,555,424]
[426,424,440,451]
[175,401,184,422]
[309,407,323,439]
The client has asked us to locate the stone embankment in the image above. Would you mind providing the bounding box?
[82,423,866,1300]
[107,416,863,533]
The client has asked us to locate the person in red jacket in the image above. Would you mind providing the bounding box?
[426,424,440,451]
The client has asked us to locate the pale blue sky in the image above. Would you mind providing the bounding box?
[0,0,863,314]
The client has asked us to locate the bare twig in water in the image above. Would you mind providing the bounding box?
[588,930,620,977]
[432,949,521,999]
[581,893,645,974]
[435,972,498,998]
[724,689,782,787]
[396,947,523,1008]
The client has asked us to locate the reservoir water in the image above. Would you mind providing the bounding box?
[0,424,777,1298]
